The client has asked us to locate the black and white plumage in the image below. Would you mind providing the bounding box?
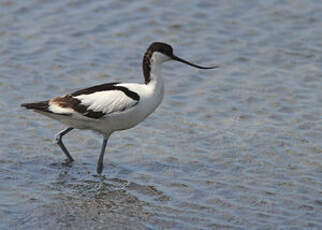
[21,42,217,174]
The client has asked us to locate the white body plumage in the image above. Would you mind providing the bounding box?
[44,80,164,137]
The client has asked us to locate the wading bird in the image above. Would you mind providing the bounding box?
[21,42,217,174]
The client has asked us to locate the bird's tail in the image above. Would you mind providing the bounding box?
[21,101,49,112]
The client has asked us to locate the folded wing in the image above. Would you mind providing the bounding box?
[22,83,140,119]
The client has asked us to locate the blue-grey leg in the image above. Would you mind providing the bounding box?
[55,127,74,163]
[97,138,108,175]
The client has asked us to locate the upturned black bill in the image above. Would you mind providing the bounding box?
[172,55,218,69]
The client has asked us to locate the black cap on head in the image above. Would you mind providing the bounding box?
[147,42,173,57]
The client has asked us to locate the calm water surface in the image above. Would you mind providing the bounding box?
[0,0,322,229]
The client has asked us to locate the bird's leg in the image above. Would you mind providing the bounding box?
[97,137,108,175]
[55,127,74,163]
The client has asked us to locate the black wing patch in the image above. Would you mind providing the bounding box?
[51,95,106,119]
[71,82,140,101]
[71,82,120,96]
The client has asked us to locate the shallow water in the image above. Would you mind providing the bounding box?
[0,0,322,229]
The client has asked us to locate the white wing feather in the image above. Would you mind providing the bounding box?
[74,90,138,115]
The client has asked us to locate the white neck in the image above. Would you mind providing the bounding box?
[146,59,164,111]
[147,52,169,83]
[149,61,162,83]
[140,52,168,116]
[148,61,164,100]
